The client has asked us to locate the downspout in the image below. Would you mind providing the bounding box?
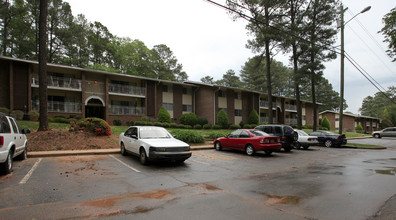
[214,87,220,125]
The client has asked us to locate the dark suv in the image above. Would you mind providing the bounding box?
[254,125,298,152]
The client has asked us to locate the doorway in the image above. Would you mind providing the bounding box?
[85,97,105,119]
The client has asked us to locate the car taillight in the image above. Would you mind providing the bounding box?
[0,136,3,146]
[282,136,286,141]
[337,136,342,140]
[260,138,270,144]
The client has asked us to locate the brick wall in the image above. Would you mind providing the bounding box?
[0,60,10,108]
[195,86,214,124]
[173,84,182,123]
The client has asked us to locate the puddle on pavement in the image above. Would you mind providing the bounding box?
[363,158,396,165]
[265,195,301,205]
[307,165,345,175]
[374,167,396,176]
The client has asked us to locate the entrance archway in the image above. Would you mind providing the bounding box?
[85,96,105,119]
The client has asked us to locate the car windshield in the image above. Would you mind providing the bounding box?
[249,130,269,136]
[322,131,336,135]
[139,127,172,139]
[297,130,308,136]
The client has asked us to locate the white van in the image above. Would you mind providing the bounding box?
[0,113,30,174]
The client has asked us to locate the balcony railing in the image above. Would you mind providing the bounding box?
[109,83,145,97]
[109,105,145,115]
[260,117,276,123]
[285,104,297,111]
[32,76,82,90]
[285,118,298,125]
[259,101,276,109]
[32,101,82,113]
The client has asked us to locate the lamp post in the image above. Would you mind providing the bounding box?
[339,5,371,134]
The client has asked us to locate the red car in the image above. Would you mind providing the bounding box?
[214,129,281,156]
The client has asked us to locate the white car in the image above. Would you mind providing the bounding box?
[119,126,192,165]
[0,113,30,174]
[294,130,319,150]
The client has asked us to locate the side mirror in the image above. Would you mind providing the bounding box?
[131,134,138,139]
[22,128,30,134]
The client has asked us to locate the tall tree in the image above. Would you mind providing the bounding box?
[87,21,112,65]
[228,0,287,124]
[38,0,48,131]
[298,0,338,130]
[151,44,188,82]
[379,7,396,62]
[359,86,396,122]
[200,76,214,84]
[215,69,243,88]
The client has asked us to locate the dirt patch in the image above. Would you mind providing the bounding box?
[132,190,170,199]
[266,195,301,205]
[27,130,118,151]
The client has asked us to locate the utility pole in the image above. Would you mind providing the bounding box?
[339,5,371,134]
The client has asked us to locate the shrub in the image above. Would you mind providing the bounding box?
[230,124,241,129]
[321,117,331,131]
[54,117,70,124]
[304,123,313,129]
[141,116,150,121]
[319,126,329,131]
[28,110,39,121]
[180,113,198,126]
[113,119,122,126]
[0,107,10,115]
[70,117,112,136]
[193,124,202,129]
[208,131,229,140]
[248,109,259,125]
[135,120,154,126]
[126,120,134,126]
[184,125,192,129]
[239,120,244,128]
[48,117,55,123]
[212,124,221,129]
[355,124,363,133]
[216,110,229,129]
[171,130,205,144]
[158,106,171,123]
[170,123,178,128]
[11,110,24,120]
[244,124,255,129]
[197,117,208,126]
[203,124,212,129]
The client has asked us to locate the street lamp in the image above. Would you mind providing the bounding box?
[339,5,371,134]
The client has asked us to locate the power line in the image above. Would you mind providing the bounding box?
[202,0,395,104]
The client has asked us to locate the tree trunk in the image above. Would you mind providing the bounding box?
[38,0,48,131]
[264,7,273,124]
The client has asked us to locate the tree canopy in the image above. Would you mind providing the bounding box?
[379,7,396,62]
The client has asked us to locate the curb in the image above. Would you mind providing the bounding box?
[28,145,214,158]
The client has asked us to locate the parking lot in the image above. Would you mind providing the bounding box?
[0,138,395,220]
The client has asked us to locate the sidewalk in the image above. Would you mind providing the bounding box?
[28,144,214,158]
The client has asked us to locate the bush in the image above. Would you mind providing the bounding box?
[209,131,229,140]
[239,120,244,128]
[321,117,331,130]
[193,124,202,129]
[135,120,154,126]
[230,124,241,129]
[126,120,134,126]
[217,110,229,129]
[54,117,70,124]
[319,126,329,131]
[158,106,171,123]
[70,118,112,136]
[0,107,10,115]
[248,109,259,125]
[170,123,178,128]
[212,124,221,129]
[140,116,150,121]
[11,110,24,120]
[203,124,212,129]
[355,124,363,133]
[180,113,198,126]
[197,117,208,126]
[170,130,205,144]
[304,123,313,129]
[244,124,255,129]
[113,119,122,126]
[28,110,39,121]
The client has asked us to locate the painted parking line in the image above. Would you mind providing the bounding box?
[109,155,141,173]
[190,159,211,165]
[19,158,42,184]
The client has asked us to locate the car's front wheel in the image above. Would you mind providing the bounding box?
[324,140,333,148]
[245,144,255,156]
[120,143,127,156]
[215,141,222,151]
[140,149,148,165]
[373,133,381,138]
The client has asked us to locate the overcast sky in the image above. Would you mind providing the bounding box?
[66,0,395,114]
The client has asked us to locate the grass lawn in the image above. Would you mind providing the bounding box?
[345,143,385,149]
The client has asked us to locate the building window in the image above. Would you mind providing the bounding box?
[235,109,242,116]
[218,90,227,97]
[182,87,192,95]
[335,118,339,121]
[163,85,173,93]
[218,108,227,113]
[182,105,192,112]
[163,103,173,111]
[234,92,241,100]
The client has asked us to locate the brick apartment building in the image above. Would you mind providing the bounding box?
[0,56,318,126]
[319,110,381,133]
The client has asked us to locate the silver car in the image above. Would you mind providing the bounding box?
[119,126,191,165]
[372,127,396,138]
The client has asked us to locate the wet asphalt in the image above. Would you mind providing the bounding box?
[0,137,395,219]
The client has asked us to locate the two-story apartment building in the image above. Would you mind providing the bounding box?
[0,56,318,126]
[319,110,381,133]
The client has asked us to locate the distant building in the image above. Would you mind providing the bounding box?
[0,55,319,125]
[319,110,381,133]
